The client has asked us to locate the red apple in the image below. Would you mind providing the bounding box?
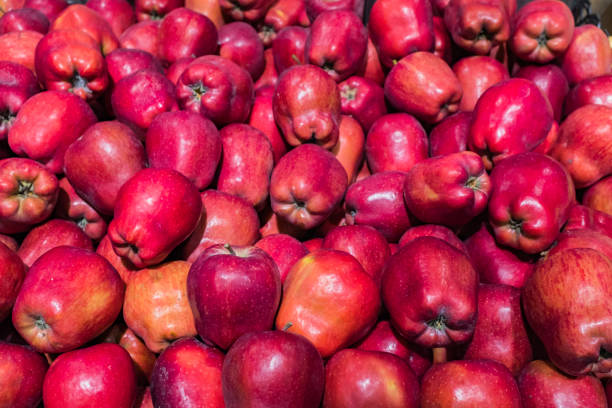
[105,48,163,84]
[365,113,428,174]
[464,222,533,288]
[523,248,612,377]
[8,90,97,174]
[270,143,347,230]
[305,0,363,20]
[0,158,58,234]
[324,349,420,408]
[519,360,607,408]
[469,78,553,168]
[259,0,308,47]
[117,328,157,385]
[43,343,137,408]
[181,189,261,263]
[432,15,452,63]
[0,30,43,74]
[0,342,47,408]
[564,204,612,241]
[551,104,612,188]
[421,359,521,407]
[146,110,222,191]
[429,111,471,157]
[0,60,39,141]
[222,330,324,408]
[564,74,612,117]
[453,56,509,112]
[12,246,124,353]
[165,56,193,85]
[463,284,533,376]
[0,242,25,323]
[135,0,182,21]
[86,0,135,37]
[548,228,612,261]
[338,75,386,133]
[384,51,462,124]
[275,249,380,358]
[218,124,274,210]
[368,0,434,68]
[559,24,612,86]
[123,261,197,353]
[344,171,412,242]
[64,120,147,215]
[218,21,264,80]
[248,85,287,164]
[398,224,468,255]
[305,10,367,82]
[584,175,612,217]
[514,64,569,122]
[150,337,224,408]
[24,0,67,23]
[157,7,218,65]
[0,8,48,34]
[108,168,202,268]
[356,320,432,379]
[54,178,105,241]
[187,244,281,350]
[272,25,308,74]
[382,236,478,348]
[254,233,308,283]
[253,48,278,90]
[119,20,160,57]
[96,234,138,284]
[332,115,365,184]
[17,219,93,267]
[356,36,385,85]
[273,64,341,149]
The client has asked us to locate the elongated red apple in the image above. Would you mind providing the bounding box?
[324,349,420,408]
[331,115,364,184]
[464,284,532,376]
[510,0,574,63]
[270,143,347,230]
[64,121,146,215]
[0,342,47,408]
[551,105,612,188]
[488,152,575,254]
[0,158,58,234]
[338,75,386,133]
[218,124,273,210]
[382,237,478,348]
[469,78,553,168]
[322,225,390,286]
[453,56,509,112]
[356,320,432,378]
[177,55,254,126]
[429,111,471,157]
[146,110,221,191]
[368,0,433,68]
[404,151,491,227]
[108,168,202,268]
[519,360,607,408]
[12,246,124,353]
[223,330,324,408]
[398,224,467,255]
[523,248,612,377]
[443,0,511,55]
[272,25,308,74]
[43,343,136,408]
[8,90,97,174]
[273,64,341,149]
[276,249,380,357]
[17,219,92,267]
[0,60,39,140]
[305,10,367,82]
[123,261,196,353]
[565,74,612,116]
[559,24,612,86]
[54,178,107,241]
[464,222,533,288]
[0,242,25,323]
[150,337,224,408]
[365,113,428,174]
[188,244,281,350]
[86,0,134,37]
[344,171,412,242]
[254,48,278,90]
[157,7,218,65]
[514,64,569,122]
[248,85,287,164]
[384,52,462,124]
[219,22,264,80]
[421,360,521,407]
[180,190,260,263]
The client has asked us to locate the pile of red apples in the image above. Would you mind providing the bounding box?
[1,0,612,405]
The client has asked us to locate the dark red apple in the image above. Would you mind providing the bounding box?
[24,0,67,23]
[12,246,124,353]
[0,60,39,140]
[398,224,468,255]
[453,56,509,112]
[305,0,363,20]
[432,15,452,63]
[429,111,471,157]
[584,175,612,217]
[248,85,287,164]
[54,178,107,241]
[222,330,324,408]
[145,110,221,191]
[150,337,224,408]
[218,21,264,80]
[514,64,569,122]
[564,204,612,241]
[86,0,135,37]
[43,343,137,408]
[338,75,386,133]
[108,168,202,268]
[118,20,160,57]
[254,233,309,283]
[0,8,48,34]
[272,25,308,74]
[0,342,47,408]
[0,242,25,323]
[105,48,163,84]
[564,74,612,117]
[559,24,611,86]
[187,244,281,350]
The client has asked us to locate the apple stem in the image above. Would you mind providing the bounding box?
[433,347,447,364]
[224,243,236,256]
[282,322,293,331]
[44,353,54,365]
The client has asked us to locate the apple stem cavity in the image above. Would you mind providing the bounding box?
[426,314,448,331]
[33,315,50,331]
[340,86,357,101]
[77,217,88,230]
[465,176,480,190]
[189,82,208,100]
[433,347,447,364]
[17,180,35,197]
[70,72,92,96]
[600,347,612,359]
[537,31,549,47]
